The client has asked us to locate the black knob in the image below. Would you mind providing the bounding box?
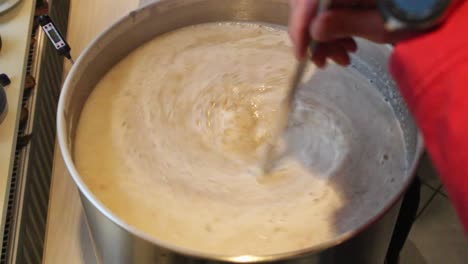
[0,83,7,125]
[0,74,11,87]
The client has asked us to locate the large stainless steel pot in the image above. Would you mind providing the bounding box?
[57,0,423,263]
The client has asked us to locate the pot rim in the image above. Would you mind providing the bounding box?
[57,0,425,262]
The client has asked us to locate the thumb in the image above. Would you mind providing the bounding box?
[310,9,409,44]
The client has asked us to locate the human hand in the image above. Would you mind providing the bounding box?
[288,0,417,67]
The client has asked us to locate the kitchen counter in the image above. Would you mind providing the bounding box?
[42,0,142,263]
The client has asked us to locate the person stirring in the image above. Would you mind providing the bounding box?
[288,0,467,263]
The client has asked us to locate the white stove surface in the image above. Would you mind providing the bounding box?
[0,0,22,15]
[0,0,34,236]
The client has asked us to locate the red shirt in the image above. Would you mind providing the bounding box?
[390,0,468,235]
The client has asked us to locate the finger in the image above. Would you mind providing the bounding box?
[328,49,351,66]
[289,0,317,59]
[321,44,351,66]
[329,0,376,8]
[311,44,327,68]
[311,41,351,67]
[311,39,356,60]
[310,9,396,43]
[334,38,357,52]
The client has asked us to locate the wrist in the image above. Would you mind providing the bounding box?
[378,0,458,31]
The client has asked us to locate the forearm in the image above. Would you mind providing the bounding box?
[390,0,468,234]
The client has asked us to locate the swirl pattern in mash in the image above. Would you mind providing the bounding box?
[74,23,407,255]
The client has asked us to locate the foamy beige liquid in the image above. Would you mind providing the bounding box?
[74,23,406,255]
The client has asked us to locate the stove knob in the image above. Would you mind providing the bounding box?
[24,74,35,90]
[0,73,11,87]
[0,85,7,125]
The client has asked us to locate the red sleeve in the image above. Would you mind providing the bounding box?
[390,1,468,235]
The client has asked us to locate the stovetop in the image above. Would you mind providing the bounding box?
[0,1,53,263]
[0,0,22,15]
[0,0,34,226]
